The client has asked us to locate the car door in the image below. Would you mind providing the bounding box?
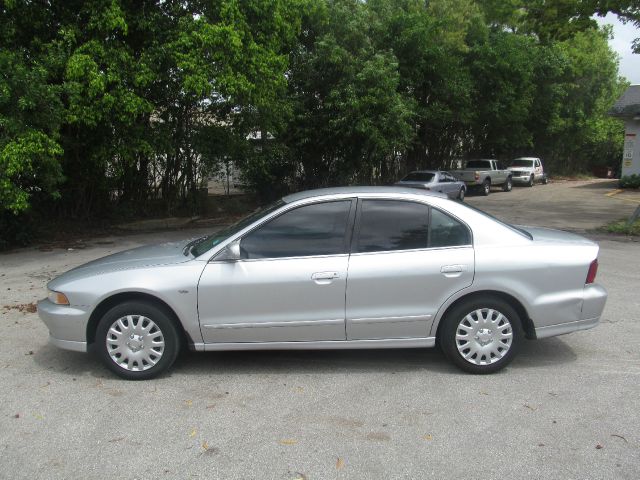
[442,172,458,198]
[534,159,542,180]
[346,199,474,340]
[198,199,355,343]
[433,172,448,196]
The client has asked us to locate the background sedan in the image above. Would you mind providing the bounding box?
[395,170,467,200]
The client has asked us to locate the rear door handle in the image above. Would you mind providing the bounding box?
[312,271,340,284]
[440,265,466,277]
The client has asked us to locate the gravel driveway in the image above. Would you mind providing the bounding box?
[0,180,638,479]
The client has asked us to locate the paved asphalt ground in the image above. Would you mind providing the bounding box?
[0,180,638,479]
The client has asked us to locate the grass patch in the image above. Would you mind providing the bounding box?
[600,218,640,236]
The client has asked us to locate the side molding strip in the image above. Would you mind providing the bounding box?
[202,319,344,329]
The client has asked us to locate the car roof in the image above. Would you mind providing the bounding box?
[513,157,539,160]
[406,169,440,174]
[282,186,448,203]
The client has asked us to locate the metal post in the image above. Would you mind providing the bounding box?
[627,204,640,227]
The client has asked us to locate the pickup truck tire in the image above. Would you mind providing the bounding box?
[502,177,513,192]
[481,179,491,196]
[527,175,534,187]
[542,176,549,185]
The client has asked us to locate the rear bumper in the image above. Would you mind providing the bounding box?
[37,299,90,352]
[535,284,607,339]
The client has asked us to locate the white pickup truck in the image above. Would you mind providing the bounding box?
[450,159,513,196]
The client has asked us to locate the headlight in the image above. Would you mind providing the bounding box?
[47,290,70,305]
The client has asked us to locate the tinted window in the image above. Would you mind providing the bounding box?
[401,172,435,182]
[356,200,429,253]
[510,159,534,167]
[430,209,471,247]
[240,201,352,259]
[191,200,285,256]
[465,160,492,169]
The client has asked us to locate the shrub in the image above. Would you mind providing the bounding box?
[620,174,640,189]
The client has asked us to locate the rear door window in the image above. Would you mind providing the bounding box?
[354,200,472,253]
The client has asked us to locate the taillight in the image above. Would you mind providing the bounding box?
[474,171,480,181]
[586,259,598,284]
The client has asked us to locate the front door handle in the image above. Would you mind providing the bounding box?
[312,271,339,284]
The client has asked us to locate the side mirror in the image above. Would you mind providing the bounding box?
[213,240,242,262]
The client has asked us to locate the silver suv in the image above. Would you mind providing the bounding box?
[508,157,548,186]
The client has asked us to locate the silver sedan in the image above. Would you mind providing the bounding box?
[395,170,467,200]
[38,187,607,379]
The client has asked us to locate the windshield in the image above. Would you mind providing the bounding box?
[190,200,285,257]
[465,160,492,169]
[510,159,535,167]
[401,172,435,182]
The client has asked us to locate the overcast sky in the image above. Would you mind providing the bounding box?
[596,13,640,84]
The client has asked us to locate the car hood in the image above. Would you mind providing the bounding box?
[48,239,194,289]
[508,166,534,172]
[517,226,596,245]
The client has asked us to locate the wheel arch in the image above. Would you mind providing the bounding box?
[433,290,536,341]
[86,292,189,347]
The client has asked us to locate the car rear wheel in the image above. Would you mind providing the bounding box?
[95,301,181,380]
[458,187,465,201]
[502,177,513,192]
[481,179,491,196]
[440,296,523,374]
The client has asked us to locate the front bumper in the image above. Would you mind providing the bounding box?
[37,298,90,352]
[535,283,607,339]
[511,174,534,184]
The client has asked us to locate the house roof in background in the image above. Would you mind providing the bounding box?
[609,85,640,119]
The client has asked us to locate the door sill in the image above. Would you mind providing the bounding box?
[191,337,436,352]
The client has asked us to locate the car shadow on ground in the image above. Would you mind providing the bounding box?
[32,337,577,379]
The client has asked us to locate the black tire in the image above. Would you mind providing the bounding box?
[542,176,548,185]
[95,301,181,380]
[439,295,523,374]
[527,175,534,187]
[502,177,513,192]
[458,187,465,201]
[481,179,491,196]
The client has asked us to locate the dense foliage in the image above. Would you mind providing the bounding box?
[620,174,640,188]
[1,0,637,245]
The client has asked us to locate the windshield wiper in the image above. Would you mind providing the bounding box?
[183,235,208,256]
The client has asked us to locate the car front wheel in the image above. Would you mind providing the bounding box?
[527,175,534,187]
[440,296,523,374]
[95,301,181,380]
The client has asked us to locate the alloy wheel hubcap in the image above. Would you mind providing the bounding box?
[455,308,513,365]
[106,315,165,371]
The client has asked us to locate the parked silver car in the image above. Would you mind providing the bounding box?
[395,170,466,200]
[39,187,607,379]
